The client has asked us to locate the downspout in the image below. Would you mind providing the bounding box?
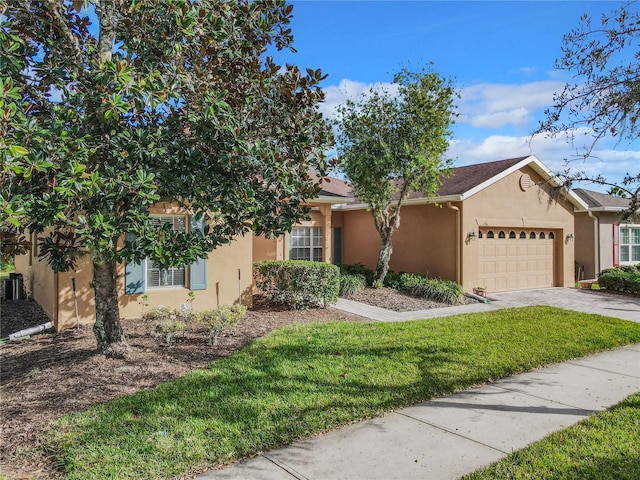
[446,202,461,284]
[588,210,600,277]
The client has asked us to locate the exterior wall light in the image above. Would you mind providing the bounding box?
[468,230,477,240]
[566,233,575,242]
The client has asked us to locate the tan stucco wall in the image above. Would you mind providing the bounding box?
[460,166,576,291]
[575,212,597,279]
[14,232,60,325]
[341,204,457,280]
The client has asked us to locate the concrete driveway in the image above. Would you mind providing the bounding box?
[489,288,640,323]
[335,287,640,323]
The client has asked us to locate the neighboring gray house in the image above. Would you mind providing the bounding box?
[574,188,640,279]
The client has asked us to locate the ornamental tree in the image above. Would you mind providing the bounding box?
[335,66,457,284]
[537,1,639,217]
[0,0,333,356]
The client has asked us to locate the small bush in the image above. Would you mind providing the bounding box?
[410,277,464,304]
[383,270,403,290]
[142,306,186,345]
[598,268,640,295]
[254,260,340,309]
[198,305,247,345]
[339,274,366,296]
[340,263,375,286]
[395,272,423,291]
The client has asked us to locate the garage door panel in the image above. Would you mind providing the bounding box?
[478,230,556,292]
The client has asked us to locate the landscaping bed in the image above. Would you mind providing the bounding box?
[344,286,477,311]
[0,297,367,479]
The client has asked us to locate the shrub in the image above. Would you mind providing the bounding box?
[383,270,403,290]
[598,268,640,295]
[339,274,366,296]
[142,306,186,345]
[410,277,464,304]
[197,305,247,345]
[254,260,340,309]
[396,273,421,291]
[340,263,375,286]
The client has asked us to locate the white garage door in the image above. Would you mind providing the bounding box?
[478,229,556,292]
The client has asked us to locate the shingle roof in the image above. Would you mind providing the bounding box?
[436,156,529,197]
[331,156,531,201]
[318,176,353,198]
[573,188,631,210]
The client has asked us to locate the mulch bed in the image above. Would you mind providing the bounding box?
[344,286,477,311]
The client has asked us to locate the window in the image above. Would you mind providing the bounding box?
[498,231,506,239]
[290,227,323,261]
[530,232,536,239]
[509,231,516,239]
[147,216,187,288]
[519,231,526,239]
[125,214,207,294]
[539,232,546,239]
[620,226,640,263]
[487,230,494,239]
[549,232,555,240]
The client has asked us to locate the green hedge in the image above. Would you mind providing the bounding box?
[254,260,340,309]
[598,267,640,295]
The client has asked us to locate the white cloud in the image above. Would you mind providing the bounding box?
[470,107,531,128]
[458,80,565,129]
[320,79,398,121]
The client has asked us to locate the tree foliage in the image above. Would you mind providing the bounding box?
[537,1,640,216]
[335,66,457,283]
[0,0,333,354]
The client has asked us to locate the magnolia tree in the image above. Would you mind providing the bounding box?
[0,0,333,356]
[538,1,640,217]
[335,67,457,284]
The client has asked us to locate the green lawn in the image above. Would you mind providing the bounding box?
[462,391,640,480]
[47,306,640,479]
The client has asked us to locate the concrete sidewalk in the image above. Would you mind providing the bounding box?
[200,288,640,480]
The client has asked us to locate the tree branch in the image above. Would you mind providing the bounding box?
[93,0,117,64]
[40,0,85,78]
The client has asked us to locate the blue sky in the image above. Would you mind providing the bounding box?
[271,0,639,192]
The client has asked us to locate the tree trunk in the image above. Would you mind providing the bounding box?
[91,250,129,357]
[374,231,393,285]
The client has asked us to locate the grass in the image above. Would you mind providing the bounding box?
[462,391,640,480]
[46,306,640,479]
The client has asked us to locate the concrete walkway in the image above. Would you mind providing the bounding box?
[200,288,640,480]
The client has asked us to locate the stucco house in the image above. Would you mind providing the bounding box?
[330,155,589,293]
[15,155,596,331]
[574,188,640,279]
[14,202,254,331]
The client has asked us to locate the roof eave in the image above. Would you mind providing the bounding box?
[332,195,463,211]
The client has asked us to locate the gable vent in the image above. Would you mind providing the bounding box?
[519,174,531,191]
